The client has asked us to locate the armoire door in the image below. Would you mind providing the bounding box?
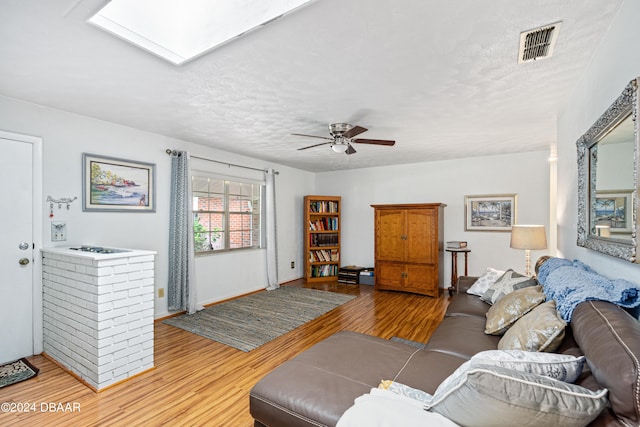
[376,209,404,262]
[405,208,436,264]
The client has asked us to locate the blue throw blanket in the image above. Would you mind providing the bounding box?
[537,258,640,321]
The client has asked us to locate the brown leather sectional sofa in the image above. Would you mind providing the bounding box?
[250,277,640,426]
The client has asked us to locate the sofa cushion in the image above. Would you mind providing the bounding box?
[485,285,546,335]
[498,300,566,352]
[481,269,538,305]
[250,331,422,427]
[425,315,501,359]
[467,267,505,296]
[427,364,608,427]
[446,292,491,318]
[394,349,469,394]
[571,300,640,427]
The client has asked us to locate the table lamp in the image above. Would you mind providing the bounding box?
[510,225,547,276]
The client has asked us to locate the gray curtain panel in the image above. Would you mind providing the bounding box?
[168,151,201,314]
[265,168,279,290]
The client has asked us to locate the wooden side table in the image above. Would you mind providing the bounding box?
[446,248,470,295]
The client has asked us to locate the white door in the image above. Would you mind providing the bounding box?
[0,136,34,364]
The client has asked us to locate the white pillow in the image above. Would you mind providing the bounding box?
[467,267,505,296]
[337,388,458,427]
[427,364,608,427]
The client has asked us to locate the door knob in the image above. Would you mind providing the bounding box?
[19,258,30,266]
[19,242,30,250]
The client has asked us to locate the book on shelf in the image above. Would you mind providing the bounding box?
[311,264,338,277]
[308,249,339,262]
[308,217,339,231]
[310,233,339,247]
[309,200,339,213]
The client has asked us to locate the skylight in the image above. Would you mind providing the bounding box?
[89,0,314,66]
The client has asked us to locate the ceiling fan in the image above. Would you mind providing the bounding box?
[293,123,395,155]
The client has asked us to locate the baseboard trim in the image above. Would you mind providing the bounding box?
[42,352,155,393]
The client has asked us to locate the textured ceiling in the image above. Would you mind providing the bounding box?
[0,0,623,172]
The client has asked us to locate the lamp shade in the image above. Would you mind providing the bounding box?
[510,225,547,250]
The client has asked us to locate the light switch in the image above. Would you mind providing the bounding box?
[51,221,66,241]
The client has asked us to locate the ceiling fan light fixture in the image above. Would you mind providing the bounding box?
[331,143,348,153]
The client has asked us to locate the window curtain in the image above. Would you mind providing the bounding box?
[265,168,279,290]
[168,151,202,314]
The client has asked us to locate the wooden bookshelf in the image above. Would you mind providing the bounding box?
[304,195,341,282]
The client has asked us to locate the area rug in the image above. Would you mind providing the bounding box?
[0,358,39,389]
[164,287,356,352]
[390,336,426,349]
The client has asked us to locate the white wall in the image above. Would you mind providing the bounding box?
[0,95,314,319]
[557,0,640,282]
[315,150,551,285]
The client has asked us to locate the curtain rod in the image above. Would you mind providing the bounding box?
[165,149,279,174]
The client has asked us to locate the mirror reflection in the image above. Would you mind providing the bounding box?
[576,77,638,263]
[590,114,635,241]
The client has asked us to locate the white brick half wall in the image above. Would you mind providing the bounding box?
[42,247,156,391]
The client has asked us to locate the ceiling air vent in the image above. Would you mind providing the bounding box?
[518,21,562,64]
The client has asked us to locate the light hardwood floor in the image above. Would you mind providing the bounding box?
[0,281,450,427]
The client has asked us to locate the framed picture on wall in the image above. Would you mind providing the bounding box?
[594,189,633,234]
[464,194,517,231]
[82,153,156,212]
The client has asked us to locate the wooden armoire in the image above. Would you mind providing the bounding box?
[371,203,446,297]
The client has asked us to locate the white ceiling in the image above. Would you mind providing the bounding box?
[0,0,623,172]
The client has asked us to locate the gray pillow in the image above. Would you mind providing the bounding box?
[498,300,566,352]
[480,269,538,305]
[470,350,585,383]
[427,364,608,427]
[484,285,546,335]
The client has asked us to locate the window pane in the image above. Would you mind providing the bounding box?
[229,213,243,231]
[209,179,224,194]
[192,176,209,192]
[211,229,225,250]
[193,213,211,251]
[195,195,223,212]
[242,214,252,228]
[227,181,241,195]
[229,230,255,248]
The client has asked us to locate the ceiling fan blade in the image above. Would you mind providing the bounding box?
[342,125,368,139]
[345,144,357,155]
[297,141,332,151]
[352,138,396,146]
[292,133,333,141]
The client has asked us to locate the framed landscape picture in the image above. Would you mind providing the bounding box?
[465,194,517,231]
[83,153,156,212]
[594,190,633,234]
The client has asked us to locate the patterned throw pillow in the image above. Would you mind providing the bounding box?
[467,267,505,296]
[470,350,585,383]
[484,285,546,335]
[480,269,538,305]
[427,364,608,427]
[498,300,566,352]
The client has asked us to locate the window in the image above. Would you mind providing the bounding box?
[192,175,262,253]
[89,0,314,65]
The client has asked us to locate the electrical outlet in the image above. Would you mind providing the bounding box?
[51,221,66,241]
[291,261,295,269]
[158,288,165,298]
